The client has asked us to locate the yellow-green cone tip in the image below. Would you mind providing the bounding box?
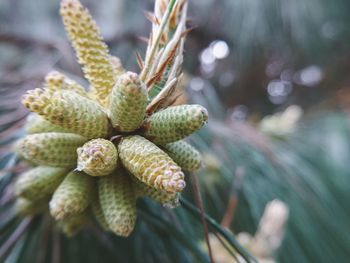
[144,104,208,144]
[109,71,148,132]
[44,71,88,97]
[22,88,111,139]
[14,166,68,201]
[163,141,202,172]
[50,171,94,220]
[77,139,118,176]
[118,135,186,193]
[12,138,25,161]
[98,171,137,237]
[15,197,48,217]
[18,133,87,167]
[58,211,89,237]
[60,0,115,107]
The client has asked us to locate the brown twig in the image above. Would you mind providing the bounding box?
[190,172,215,263]
[221,167,245,228]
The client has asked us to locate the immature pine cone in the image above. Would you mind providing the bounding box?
[91,188,109,231]
[58,211,89,237]
[14,166,68,201]
[163,140,202,171]
[22,89,111,139]
[144,104,208,144]
[50,171,94,220]
[109,71,148,132]
[25,114,70,134]
[15,197,48,216]
[77,139,118,176]
[44,70,88,97]
[118,135,185,193]
[98,171,137,237]
[60,0,116,107]
[19,132,87,167]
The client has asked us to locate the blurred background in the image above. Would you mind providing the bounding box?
[1,0,350,262]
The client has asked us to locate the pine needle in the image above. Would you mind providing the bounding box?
[135,50,144,70]
[140,0,178,81]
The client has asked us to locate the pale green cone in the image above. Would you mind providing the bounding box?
[163,141,202,172]
[44,70,88,97]
[143,104,208,144]
[109,71,148,132]
[13,139,36,166]
[98,171,137,237]
[91,188,109,231]
[50,171,94,220]
[132,178,179,208]
[15,197,48,217]
[118,135,185,193]
[60,0,115,107]
[25,114,70,134]
[19,132,87,167]
[22,88,111,139]
[77,139,118,176]
[14,166,68,201]
[58,210,89,237]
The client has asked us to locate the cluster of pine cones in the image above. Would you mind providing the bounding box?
[13,0,208,237]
